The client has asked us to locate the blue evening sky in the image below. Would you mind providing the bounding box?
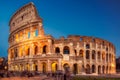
[0,0,120,57]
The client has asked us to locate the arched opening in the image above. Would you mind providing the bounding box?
[27,48,30,56]
[86,44,90,49]
[35,64,38,71]
[86,64,90,74]
[109,54,111,62]
[98,51,101,60]
[106,47,108,51]
[34,46,38,55]
[106,66,108,74]
[86,50,90,59]
[106,53,108,62]
[43,45,47,54]
[20,64,23,71]
[11,50,14,58]
[15,65,19,71]
[63,46,70,54]
[98,65,101,74]
[42,62,47,73]
[63,63,70,73]
[26,63,30,71]
[14,48,18,58]
[28,32,30,39]
[51,62,57,72]
[102,52,105,60]
[19,48,23,57]
[74,49,77,56]
[109,66,111,73]
[35,29,38,37]
[92,50,96,59]
[102,66,105,74]
[80,37,83,41]
[79,50,83,58]
[55,47,60,54]
[92,65,96,73]
[73,63,78,74]
[33,63,38,71]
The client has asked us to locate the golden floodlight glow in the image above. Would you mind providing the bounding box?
[8,2,116,74]
[111,63,115,67]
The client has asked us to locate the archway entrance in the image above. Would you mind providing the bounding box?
[26,63,30,71]
[15,65,19,71]
[86,64,90,74]
[20,64,23,71]
[42,63,47,73]
[73,63,78,74]
[98,65,101,74]
[63,63,70,73]
[35,65,38,71]
[33,63,38,71]
[92,65,96,73]
[51,63,57,72]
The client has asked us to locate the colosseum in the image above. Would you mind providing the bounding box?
[8,2,116,74]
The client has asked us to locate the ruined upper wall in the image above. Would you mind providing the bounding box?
[54,35,115,51]
[9,2,42,33]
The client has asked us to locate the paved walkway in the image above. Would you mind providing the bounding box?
[0,76,55,80]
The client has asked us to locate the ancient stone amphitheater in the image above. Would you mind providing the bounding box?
[8,2,116,74]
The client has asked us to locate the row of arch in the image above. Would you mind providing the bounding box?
[11,62,57,73]
[10,62,114,74]
[9,45,115,63]
[9,45,48,58]
[9,27,39,43]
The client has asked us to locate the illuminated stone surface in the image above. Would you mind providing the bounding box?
[8,2,116,74]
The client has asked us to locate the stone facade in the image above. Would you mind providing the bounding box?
[8,2,116,74]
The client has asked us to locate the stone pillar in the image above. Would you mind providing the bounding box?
[78,63,82,74]
[105,53,106,65]
[70,63,73,74]
[83,42,86,74]
[100,52,102,63]
[47,60,51,72]
[96,65,98,74]
[29,62,33,71]
[38,23,44,36]
[38,43,41,55]
[23,46,26,57]
[69,42,73,56]
[58,59,62,70]
[76,42,79,56]
[48,39,52,54]
[37,60,42,72]
[30,27,34,38]
[30,43,34,57]
[23,30,27,40]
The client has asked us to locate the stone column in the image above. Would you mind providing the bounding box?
[23,46,26,57]
[48,39,52,54]
[29,62,33,71]
[30,27,34,38]
[58,59,62,70]
[23,30,27,40]
[37,60,42,72]
[47,60,51,72]
[83,42,86,74]
[38,43,41,55]
[30,43,34,57]
[96,65,98,74]
[69,42,74,56]
[38,23,44,36]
